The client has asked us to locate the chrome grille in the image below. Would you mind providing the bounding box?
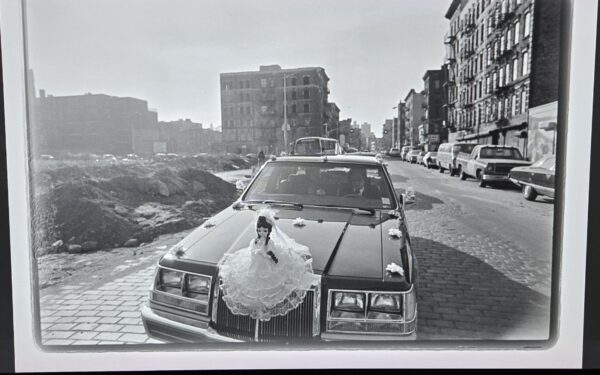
[214,289,316,341]
[494,165,516,174]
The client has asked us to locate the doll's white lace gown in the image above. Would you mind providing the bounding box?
[217,226,319,321]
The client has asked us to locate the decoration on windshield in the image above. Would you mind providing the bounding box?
[388,228,403,239]
[204,220,216,228]
[293,217,306,227]
[385,262,405,277]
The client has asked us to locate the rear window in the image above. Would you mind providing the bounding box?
[453,144,476,153]
[480,147,524,159]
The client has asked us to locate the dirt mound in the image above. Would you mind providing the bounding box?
[31,160,239,255]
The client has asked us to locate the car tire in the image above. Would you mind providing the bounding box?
[449,165,455,177]
[523,184,538,201]
[460,170,467,180]
[477,171,486,187]
[438,163,444,173]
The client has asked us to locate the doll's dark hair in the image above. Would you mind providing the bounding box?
[255,216,273,245]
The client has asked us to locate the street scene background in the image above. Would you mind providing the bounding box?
[24,0,560,346]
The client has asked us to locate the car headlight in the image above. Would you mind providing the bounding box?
[486,165,494,172]
[369,293,401,314]
[157,269,183,294]
[327,289,416,334]
[185,274,211,298]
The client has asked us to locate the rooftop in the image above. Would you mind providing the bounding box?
[272,154,383,166]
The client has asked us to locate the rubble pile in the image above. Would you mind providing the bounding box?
[32,158,239,256]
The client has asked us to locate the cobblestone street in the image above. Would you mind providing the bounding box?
[38,159,554,344]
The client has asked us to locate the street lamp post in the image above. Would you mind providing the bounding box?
[282,73,295,154]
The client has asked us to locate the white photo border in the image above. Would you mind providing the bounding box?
[2,0,595,370]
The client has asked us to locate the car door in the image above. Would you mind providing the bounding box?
[532,157,555,190]
[467,147,479,176]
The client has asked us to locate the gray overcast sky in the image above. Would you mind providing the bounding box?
[25,0,449,136]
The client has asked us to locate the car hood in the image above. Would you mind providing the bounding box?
[159,205,407,282]
[478,158,532,165]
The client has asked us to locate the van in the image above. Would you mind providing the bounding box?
[436,142,477,176]
[291,137,344,156]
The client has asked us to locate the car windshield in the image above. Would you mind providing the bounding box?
[243,161,396,209]
[480,147,524,159]
[453,144,476,153]
[533,156,556,169]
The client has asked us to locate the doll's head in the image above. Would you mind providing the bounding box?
[256,215,273,244]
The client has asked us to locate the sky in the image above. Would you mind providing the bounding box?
[25,0,449,136]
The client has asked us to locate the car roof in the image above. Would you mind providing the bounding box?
[272,155,382,166]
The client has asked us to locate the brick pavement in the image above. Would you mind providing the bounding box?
[40,266,162,345]
[395,168,552,340]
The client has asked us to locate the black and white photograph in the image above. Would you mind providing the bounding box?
[3,0,598,370]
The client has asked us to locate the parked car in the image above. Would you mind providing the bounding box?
[40,154,54,160]
[457,145,531,188]
[400,146,411,161]
[102,154,118,162]
[423,152,438,169]
[389,148,401,157]
[508,155,556,201]
[291,137,344,156]
[416,151,427,165]
[436,143,477,176]
[141,155,418,342]
[406,149,422,164]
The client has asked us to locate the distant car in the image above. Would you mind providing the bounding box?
[40,154,54,160]
[292,137,344,156]
[344,146,359,154]
[458,145,531,188]
[388,148,401,157]
[126,153,140,160]
[166,153,180,160]
[416,151,427,165]
[509,155,556,201]
[154,153,167,161]
[423,152,438,169]
[406,149,422,164]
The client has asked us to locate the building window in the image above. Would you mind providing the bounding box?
[245,80,250,89]
[524,11,531,37]
[238,81,243,89]
[246,106,251,115]
[245,93,251,101]
[507,29,512,49]
[522,50,529,75]
[291,77,297,86]
[500,35,506,53]
[261,105,267,114]
[493,72,498,89]
[486,46,491,66]
[303,76,310,85]
[520,90,527,113]
[260,78,267,88]
[499,68,504,87]
[511,94,517,116]
[303,89,310,99]
[486,76,490,94]
[434,80,440,89]
[512,58,519,80]
[304,103,310,113]
[292,104,297,114]
[478,81,483,97]
[505,63,511,83]
[292,90,297,100]
[514,21,520,45]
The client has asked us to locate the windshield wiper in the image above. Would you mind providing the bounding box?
[309,204,375,216]
[243,200,304,210]
[353,207,376,215]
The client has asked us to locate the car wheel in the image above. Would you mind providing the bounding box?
[449,165,455,176]
[477,171,486,187]
[460,169,467,180]
[438,164,444,173]
[523,184,538,201]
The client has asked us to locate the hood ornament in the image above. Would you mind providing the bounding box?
[388,228,403,239]
[293,217,306,227]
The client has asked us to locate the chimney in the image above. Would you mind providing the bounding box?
[39,89,46,98]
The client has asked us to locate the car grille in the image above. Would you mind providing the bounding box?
[213,288,316,342]
[494,164,517,174]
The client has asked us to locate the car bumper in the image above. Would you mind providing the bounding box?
[142,305,417,343]
[141,305,243,343]
[482,174,509,181]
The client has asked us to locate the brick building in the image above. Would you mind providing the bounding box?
[419,69,445,151]
[444,0,562,161]
[382,119,394,151]
[220,65,335,154]
[396,102,408,147]
[404,89,424,147]
[32,90,159,156]
[158,119,223,155]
